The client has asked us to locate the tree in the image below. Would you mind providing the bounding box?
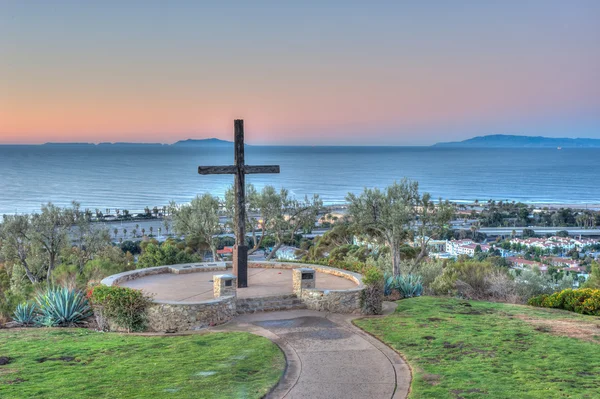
[470,221,480,242]
[413,193,454,266]
[123,228,127,238]
[0,214,39,283]
[71,202,111,272]
[113,228,118,240]
[33,203,75,282]
[172,194,222,261]
[583,262,600,288]
[149,226,153,237]
[141,228,145,237]
[347,179,419,276]
[264,189,322,260]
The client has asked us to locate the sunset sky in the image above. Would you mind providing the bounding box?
[1,1,599,145]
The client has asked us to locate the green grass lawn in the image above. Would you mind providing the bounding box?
[0,329,284,399]
[355,297,600,399]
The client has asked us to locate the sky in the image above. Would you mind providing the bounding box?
[0,1,599,145]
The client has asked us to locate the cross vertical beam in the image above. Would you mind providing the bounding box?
[233,120,248,288]
[197,119,280,289]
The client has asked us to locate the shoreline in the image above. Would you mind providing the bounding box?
[3,200,600,218]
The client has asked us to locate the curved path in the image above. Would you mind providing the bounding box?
[212,305,411,399]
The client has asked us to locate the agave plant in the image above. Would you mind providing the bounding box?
[384,273,423,298]
[35,287,92,327]
[396,274,423,298]
[13,302,37,325]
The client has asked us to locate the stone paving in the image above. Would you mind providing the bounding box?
[212,304,411,399]
[120,267,357,302]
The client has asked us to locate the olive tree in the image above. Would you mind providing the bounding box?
[265,189,322,260]
[347,179,452,276]
[0,214,39,283]
[347,180,417,276]
[171,193,222,261]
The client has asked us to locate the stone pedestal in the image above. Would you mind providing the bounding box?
[213,274,237,298]
[293,268,316,296]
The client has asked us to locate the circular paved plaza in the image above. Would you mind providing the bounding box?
[120,267,358,302]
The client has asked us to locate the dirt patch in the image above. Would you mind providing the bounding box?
[422,336,436,341]
[422,373,442,385]
[4,377,25,385]
[515,314,600,343]
[0,357,10,366]
[427,317,444,322]
[37,356,78,363]
[443,341,464,349]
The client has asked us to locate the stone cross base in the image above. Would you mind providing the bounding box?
[213,274,237,298]
[293,268,316,296]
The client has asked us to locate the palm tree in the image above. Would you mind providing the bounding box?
[132,228,137,238]
[470,222,480,242]
[141,228,146,237]
[149,226,153,237]
[123,228,127,239]
[113,228,118,240]
[158,227,162,237]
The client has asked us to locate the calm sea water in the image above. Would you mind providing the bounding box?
[0,145,599,215]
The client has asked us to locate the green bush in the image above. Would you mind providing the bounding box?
[361,266,384,315]
[89,285,153,332]
[34,287,92,327]
[526,294,548,307]
[431,260,496,299]
[362,266,384,286]
[528,288,600,316]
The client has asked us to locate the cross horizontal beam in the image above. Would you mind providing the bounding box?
[198,165,280,175]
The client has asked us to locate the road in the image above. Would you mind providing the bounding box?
[479,227,600,236]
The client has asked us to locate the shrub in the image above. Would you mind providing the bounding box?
[363,266,384,286]
[89,285,153,332]
[35,287,92,327]
[527,294,548,307]
[431,260,496,299]
[528,288,600,316]
[13,302,37,325]
[361,266,384,315]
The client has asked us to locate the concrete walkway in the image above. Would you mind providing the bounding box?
[212,304,411,399]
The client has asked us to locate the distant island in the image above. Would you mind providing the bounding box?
[172,138,233,147]
[41,138,233,147]
[433,134,600,148]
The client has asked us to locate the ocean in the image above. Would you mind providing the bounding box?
[0,145,599,215]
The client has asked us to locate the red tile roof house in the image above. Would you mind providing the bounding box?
[507,257,547,272]
[217,246,234,256]
[545,257,580,268]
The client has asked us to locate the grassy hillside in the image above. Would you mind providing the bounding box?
[0,329,284,399]
[355,297,600,399]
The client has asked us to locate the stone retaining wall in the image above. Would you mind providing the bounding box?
[249,262,365,314]
[100,261,366,332]
[147,296,236,332]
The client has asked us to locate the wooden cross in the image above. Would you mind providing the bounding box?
[198,120,280,288]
